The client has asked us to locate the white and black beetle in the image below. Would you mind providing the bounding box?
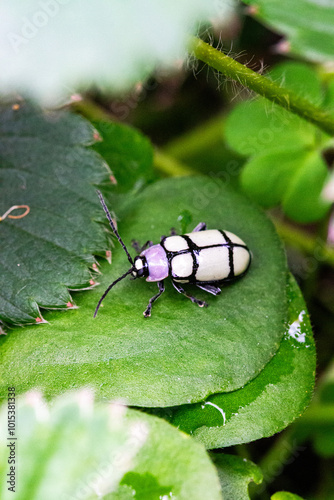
[94,191,251,318]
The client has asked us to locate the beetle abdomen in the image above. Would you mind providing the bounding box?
[161,229,251,284]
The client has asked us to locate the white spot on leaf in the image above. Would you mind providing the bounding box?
[288,310,306,343]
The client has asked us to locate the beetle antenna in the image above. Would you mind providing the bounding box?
[94,268,133,318]
[96,190,134,267]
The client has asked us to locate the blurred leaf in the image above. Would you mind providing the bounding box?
[307,359,334,457]
[244,0,334,63]
[165,274,315,449]
[92,120,155,194]
[0,392,223,500]
[269,63,323,104]
[225,98,316,156]
[323,80,334,113]
[0,392,144,500]
[213,454,263,500]
[0,0,221,105]
[240,149,308,208]
[225,62,332,223]
[110,411,222,500]
[318,362,334,405]
[163,115,244,184]
[271,492,305,500]
[241,150,330,222]
[0,177,288,407]
[225,63,321,157]
[282,151,330,222]
[0,103,110,326]
[312,425,334,457]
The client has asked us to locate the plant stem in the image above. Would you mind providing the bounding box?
[255,427,302,493]
[72,98,111,122]
[273,219,334,268]
[250,403,334,499]
[190,37,334,137]
[153,150,196,176]
[163,114,225,160]
[73,98,196,177]
[249,427,302,499]
[297,404,334,426]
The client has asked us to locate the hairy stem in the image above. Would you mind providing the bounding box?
[190,37,334,137]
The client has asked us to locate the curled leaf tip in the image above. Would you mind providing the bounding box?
[91,262,101,274]
[327,213,334,245]
[93,131,102,141]
[273,40,291,54]
[322,175,334,203]
[70,93,82,103]
[0,204,30,222]
[245,5,259,15]
[106,250,112,264]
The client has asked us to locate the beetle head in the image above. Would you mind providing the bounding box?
[132,256,149,279]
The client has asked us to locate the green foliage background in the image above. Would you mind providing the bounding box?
[1,0,334,499]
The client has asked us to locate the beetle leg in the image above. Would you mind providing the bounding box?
[192,222,207,232]
[143,280,165,317]
[172,281,208,308]
[196,283,221,295]
[160,227,177,241]
[131,240,141,253]
[131,239,153,254]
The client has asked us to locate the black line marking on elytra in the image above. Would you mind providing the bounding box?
[161,230,250,283]
[180,235,200,281]
[221,230,234,279]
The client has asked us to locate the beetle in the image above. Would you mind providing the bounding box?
[94,190,251,318]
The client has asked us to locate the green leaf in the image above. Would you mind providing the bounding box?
[225,62,332,223]
[165,274,315,449]
[312,425,334,457]
[212,454,263,500]
[271,492,305,500]
[0,177,288,407]
[0,103,110,326]
[0,0,221,106]
[224,62,322,157]
[304,359,334,457]
[323,79,334,113]
[269,63,323,105]
[92,120,155,194]
[0,392,144,500]
[0,392,223,500]
[240,149,309,208]
[244,0,334,64]
[225,98,315,158]
[110,411,222,500]
[241,150,330,222]
[282,151,330,223]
